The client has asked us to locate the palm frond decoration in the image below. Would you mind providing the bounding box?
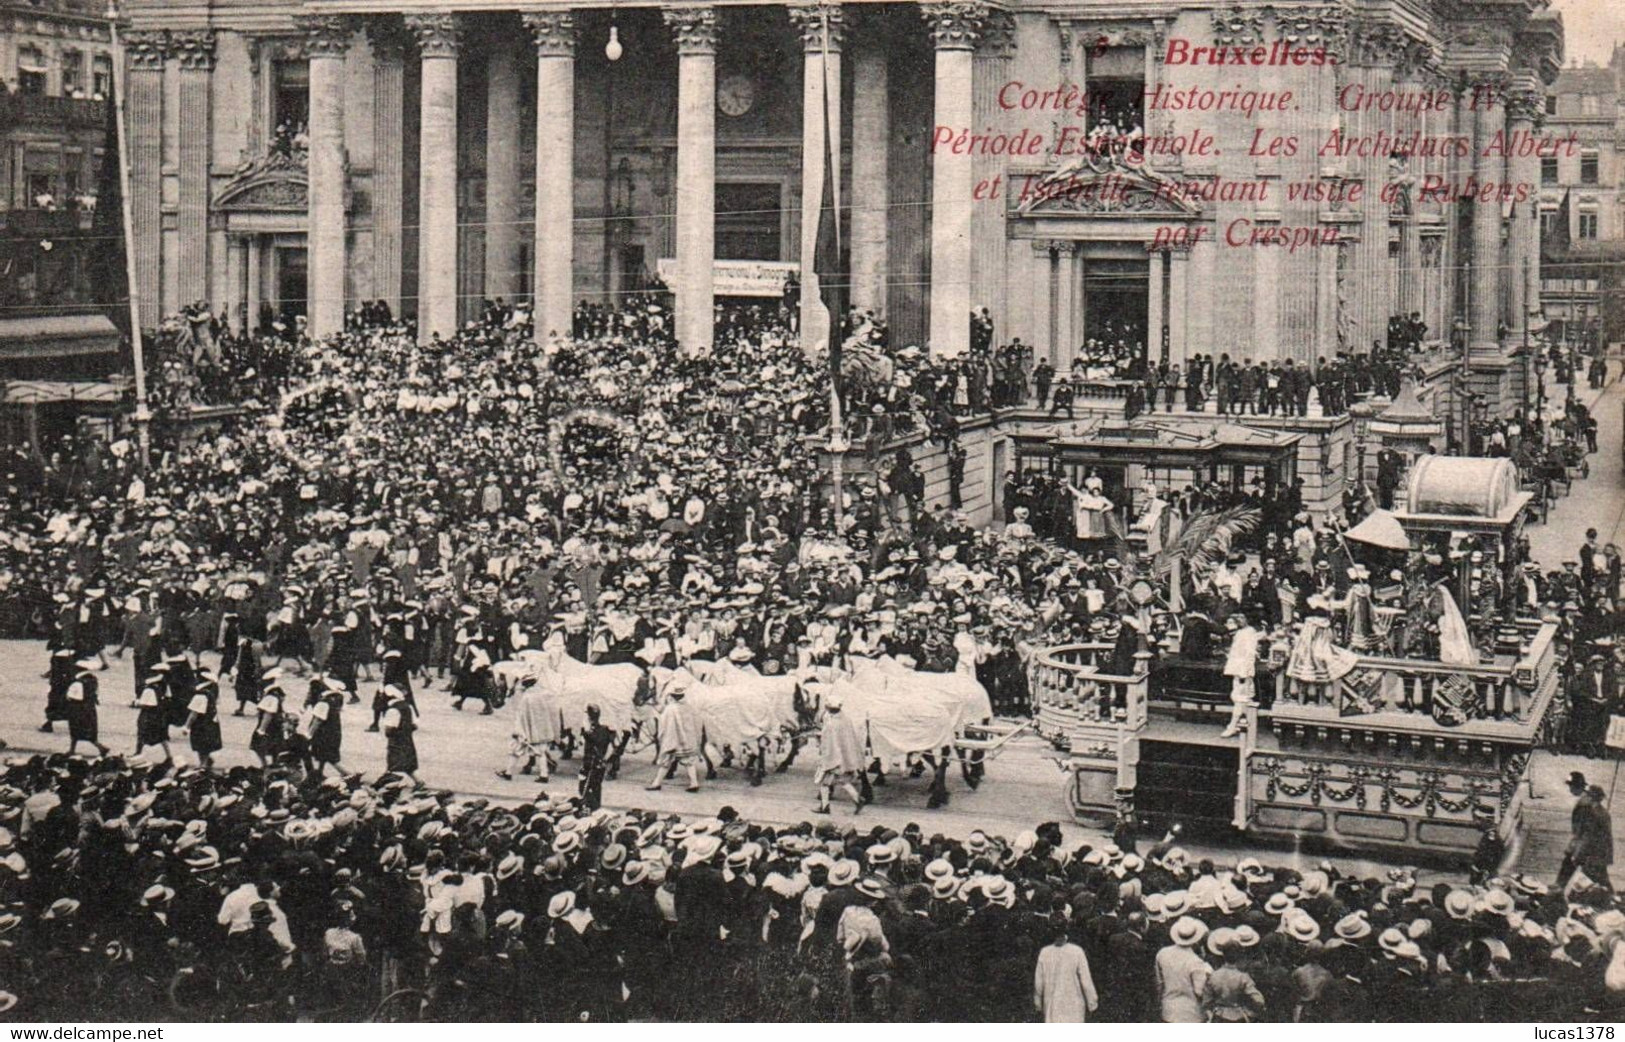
[1154,505,1262,577]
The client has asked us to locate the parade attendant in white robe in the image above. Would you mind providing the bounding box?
[648,689,703,792]
[814,694,866,813]
[1034,932,1099,1023]
[1221,618,1261,738]
[497,678,559,782]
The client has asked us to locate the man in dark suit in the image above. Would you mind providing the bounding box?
[1561,771,1615,890]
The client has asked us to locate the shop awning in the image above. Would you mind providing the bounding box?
[0,313,120,360]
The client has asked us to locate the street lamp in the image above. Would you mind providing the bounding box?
[1453,315,1471,453]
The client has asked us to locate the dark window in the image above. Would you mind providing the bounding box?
[18,46,47,95]
[1541,156,1558,185]
[27,173,54,206]
[61,50,82,95]
[1579,212,1598,239]
[1580,152,1599,185]
[1545,94,1558,115]
[715,182,781,262]
[1540,209,1557,239]
[272,59,310,135]
[92,56,111,98]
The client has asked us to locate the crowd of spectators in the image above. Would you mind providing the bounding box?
[3,753,1624,1021]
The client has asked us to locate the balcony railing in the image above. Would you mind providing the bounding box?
[0,92,107,130]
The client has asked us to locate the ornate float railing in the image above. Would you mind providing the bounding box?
[1273,621,1561,727]
[1030,642,1147,744]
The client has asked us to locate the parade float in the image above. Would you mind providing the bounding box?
[1033,455,1561,859]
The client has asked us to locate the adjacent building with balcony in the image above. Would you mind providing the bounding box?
[1538,49,1625,346]
[0,0,121,386]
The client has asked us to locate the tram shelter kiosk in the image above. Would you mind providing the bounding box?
[1019,418,1302,531]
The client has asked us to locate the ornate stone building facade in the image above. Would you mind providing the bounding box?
[119,0,1563,411]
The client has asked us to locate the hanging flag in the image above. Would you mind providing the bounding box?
[92,91,130,337]
[812,7,845,399]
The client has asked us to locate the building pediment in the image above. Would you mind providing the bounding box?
[215,150,310,213]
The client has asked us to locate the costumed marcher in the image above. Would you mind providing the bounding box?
[183,672,224,769]
[64,658,109,758]
[814,693,866,814]
[647,684,703,793]
[1220,614,1261,738]
[381,685,419,785]
[132,684,172,763]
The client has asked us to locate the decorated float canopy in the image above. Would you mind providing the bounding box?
[1403,456,1521,520]
[1394,455,1532,583]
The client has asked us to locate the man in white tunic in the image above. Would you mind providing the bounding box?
[1221,614,1262,738]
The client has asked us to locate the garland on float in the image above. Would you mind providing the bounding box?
[1261,758,1489,816]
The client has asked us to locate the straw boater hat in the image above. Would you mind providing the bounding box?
[1169,916,1208,948]
[1284,909,1321,943]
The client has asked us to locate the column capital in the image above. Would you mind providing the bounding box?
[788,2,845,52]
[405,12,464,58]
[977,8,1016,56]
[363,18,413,61]
[521,11,577,57]
[124,29,169,69]
[921,1,989,51]
[662,5,718,55]
[300,16,354,60]
[1504,86,1544,124]
[170,29,216,70]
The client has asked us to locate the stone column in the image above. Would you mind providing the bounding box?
[849,28,888,314]
[1147,248,1165,366]
[225,235,245,333]
[125,30,166,324]
[1053,243,1076,367]
[524,12,577,340]
[663,5,718,355]
[368,23,407,313]
[789,1,844,349]
[1169,248,1189,365]
[406,13,463,342]
[484,29,523,304]
[304,16,351,337]
[171,30,214,311]
[1470,77,1506,356]
[1505,83,1542,342]
[972,11,1014,332]
[921,1,983,356]
[246,239,262,332]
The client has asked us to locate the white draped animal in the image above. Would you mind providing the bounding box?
[503,649,645,733]
[831,656,993,760]
[651,661,805,749]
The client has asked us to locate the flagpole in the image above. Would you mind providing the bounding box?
[106,0,150,469]
[821,8,846,532]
